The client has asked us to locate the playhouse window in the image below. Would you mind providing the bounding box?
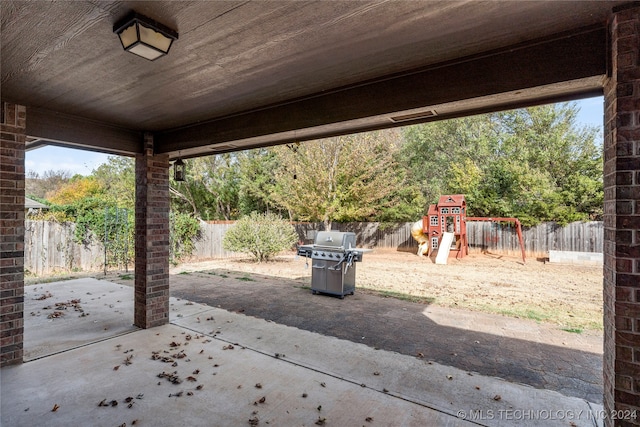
[431,237,438,249]
[452,207,460,214]
[430,216,438,226]
[440,208,449,214]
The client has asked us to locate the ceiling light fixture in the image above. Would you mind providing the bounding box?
[113,12,178,61]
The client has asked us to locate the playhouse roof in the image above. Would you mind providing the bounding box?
[437,195,466,207]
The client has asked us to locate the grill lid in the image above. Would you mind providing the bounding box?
[314,231,356,250]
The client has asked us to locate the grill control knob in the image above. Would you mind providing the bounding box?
[313,252,318,256]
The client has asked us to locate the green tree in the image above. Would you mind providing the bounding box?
[92,156,135,209]
[170,154,241,220]
[271,130,424,229]
[401,102,602,225]
[170,212,201,264]
[236,148,280,215]
[401,115,495,208]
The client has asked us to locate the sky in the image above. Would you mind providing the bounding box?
[25,97,605,177]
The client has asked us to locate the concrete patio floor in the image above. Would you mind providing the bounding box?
[1,279,604,427]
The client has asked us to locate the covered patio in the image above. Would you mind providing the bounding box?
[1,1,639,425]
[2,277,603,426]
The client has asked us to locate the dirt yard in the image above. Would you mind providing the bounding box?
[34,249,602,333]
[168,249,603,333]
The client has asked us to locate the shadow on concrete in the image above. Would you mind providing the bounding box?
[169,269,603,404]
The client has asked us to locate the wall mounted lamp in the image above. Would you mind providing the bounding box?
[173,158,186,182]
[113,12,178,61]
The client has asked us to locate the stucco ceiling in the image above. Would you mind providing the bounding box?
[0,1,629,158]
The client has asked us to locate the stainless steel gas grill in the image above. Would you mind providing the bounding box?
[297,231,369,298]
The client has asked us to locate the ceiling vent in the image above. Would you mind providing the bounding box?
[389,110,437,123]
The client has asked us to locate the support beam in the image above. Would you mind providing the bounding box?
[0,102,26,366]
[156,26,607,157]
[134,133,170,328]
[26,107,143,157]
[603,5,640,425]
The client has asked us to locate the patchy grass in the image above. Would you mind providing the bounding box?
[178,271,191,275]
[503,308,552,323]
[561,327,583,334]
[364,288,435,304]
[119,274,133,280]
[236,275,255,282]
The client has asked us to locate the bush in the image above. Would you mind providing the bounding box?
[223,212,298,262]
[170,212,201,265]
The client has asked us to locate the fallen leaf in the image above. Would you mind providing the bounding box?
[493,395,501,401]
[51,404,60,412]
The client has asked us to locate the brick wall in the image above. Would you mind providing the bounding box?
[604,6,640,426]
[134,133,170,328]
[0,102,26,366]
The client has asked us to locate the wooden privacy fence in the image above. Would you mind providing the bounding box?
[24,219,603,274]
[465,220,603,258]
[290,221,603,258]
[194,220,602,258]
[192,221,243,259]
[24,220,104,275]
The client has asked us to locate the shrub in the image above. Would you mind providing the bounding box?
[170,212,201,265]
[223,212,297,262]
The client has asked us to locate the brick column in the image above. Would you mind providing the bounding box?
[604,6,640,426]
[134,133,170,328]
[0,102,26,366]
